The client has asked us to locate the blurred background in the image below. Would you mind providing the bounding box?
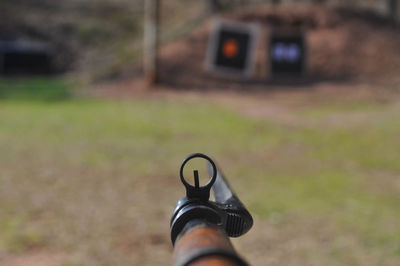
[0,0,400,265]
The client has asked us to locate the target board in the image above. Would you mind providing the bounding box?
[269,33,306,76]
[206,20,259,77]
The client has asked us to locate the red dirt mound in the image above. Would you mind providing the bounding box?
[156,5,400,91]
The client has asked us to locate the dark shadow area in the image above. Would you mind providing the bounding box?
[0,40,56,75]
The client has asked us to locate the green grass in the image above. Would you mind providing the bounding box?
[0,78,72,101]
[0,80,399,265]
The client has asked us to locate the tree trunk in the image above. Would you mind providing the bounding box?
[144,0,160,86]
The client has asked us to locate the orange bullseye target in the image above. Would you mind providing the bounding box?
[205,20,260,76]
[222,39,239,58]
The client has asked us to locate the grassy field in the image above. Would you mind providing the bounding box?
[0,78,399,265]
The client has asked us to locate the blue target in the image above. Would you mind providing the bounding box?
[270,33,306,76]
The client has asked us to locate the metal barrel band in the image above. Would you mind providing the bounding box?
[174,246,248,266]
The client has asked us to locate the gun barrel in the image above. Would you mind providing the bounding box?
[173,220,247,266]
[171,154,252,265]
[210,165,234,203]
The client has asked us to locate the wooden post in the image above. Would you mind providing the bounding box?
[144,0,160,86]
